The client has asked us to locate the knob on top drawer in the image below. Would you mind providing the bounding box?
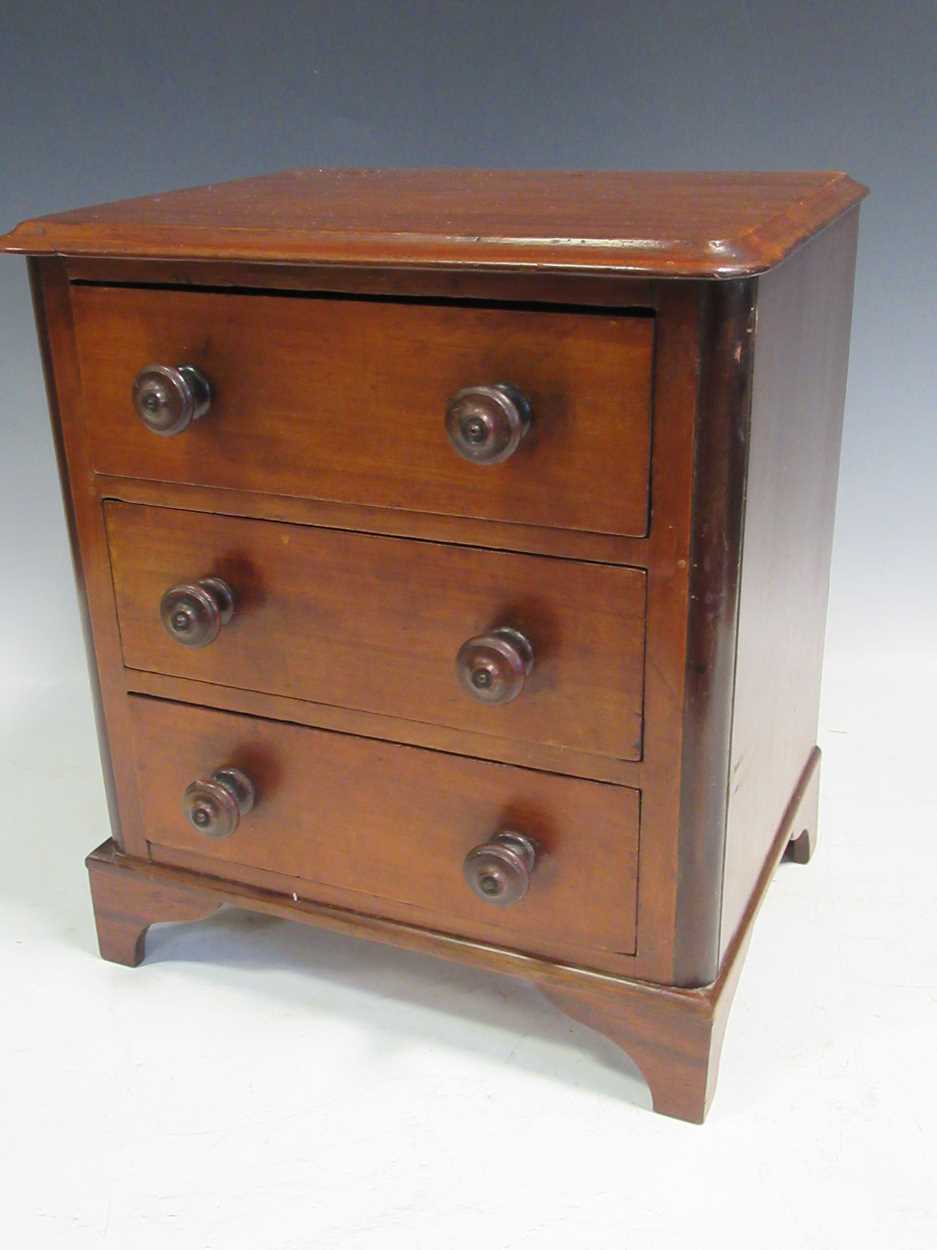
[132,363,211,435]
[445,383,531,464]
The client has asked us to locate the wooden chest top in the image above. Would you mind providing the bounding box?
[0,167,866,276]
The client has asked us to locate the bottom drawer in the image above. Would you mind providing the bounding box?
[129,696,640,962]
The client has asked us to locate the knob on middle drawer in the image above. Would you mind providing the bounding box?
[160,576,235,648]
[456,626,534,704]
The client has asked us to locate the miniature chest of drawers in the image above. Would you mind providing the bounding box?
[1,169,866,1121]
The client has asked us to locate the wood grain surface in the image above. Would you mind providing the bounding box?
[72,282,653,538]
[2,168,866,277]
[105,500,647,766]
[719,211,859,957]
[130,695,641,962]
[85,742,821,1122]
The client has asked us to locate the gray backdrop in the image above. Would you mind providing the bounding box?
[2,0,934,696]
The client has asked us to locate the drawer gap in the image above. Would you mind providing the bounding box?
[70,277,655,318]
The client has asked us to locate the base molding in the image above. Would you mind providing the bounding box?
[86,748,820,1123]
[88,855,225,967]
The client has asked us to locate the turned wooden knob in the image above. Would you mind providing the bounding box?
[464,831,538,906]
[160,576,235,648]
[183,767,256,839]
[445,383,531,464]
[456,626,534,704]
[132,363,211,435]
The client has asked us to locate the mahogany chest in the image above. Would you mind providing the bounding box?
[1,169,866,1121]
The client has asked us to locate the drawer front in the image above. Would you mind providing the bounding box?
[106,502,646,762]
[73,284,653,538]
[130,697,639,957]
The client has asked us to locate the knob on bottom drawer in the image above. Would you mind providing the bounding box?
[464,831,538,905]
[183,767,256,839]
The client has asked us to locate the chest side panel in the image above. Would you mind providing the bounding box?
[720,210,860,957]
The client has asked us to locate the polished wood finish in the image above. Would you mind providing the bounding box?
[129,695,641,966]
[132,362,212,436]
[28,250,699,970]
[85,742,821,1120]
[719,210,859,958]
[27,261,124,840]
[99,468,650,567]
[88,845,225,966]
[73,283,654,538]
[672,277,756,984]
[545,745,820,1120]
[2,168,866,276]
[105,500,647,768]
[26,257,148,856]
[6,170,863,1121]
[63,256,660,309]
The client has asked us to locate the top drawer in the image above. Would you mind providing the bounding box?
[71,284,653,538]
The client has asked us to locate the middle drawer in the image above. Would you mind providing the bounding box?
[105,501,646,767]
